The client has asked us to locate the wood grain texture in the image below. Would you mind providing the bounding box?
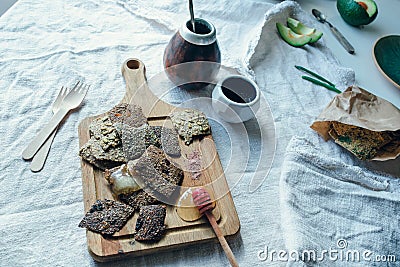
[78,59,240,261]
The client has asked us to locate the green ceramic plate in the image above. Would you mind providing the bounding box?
[373,35,400,89]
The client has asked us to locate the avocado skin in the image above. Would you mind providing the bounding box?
[337,0,378,26]
[276,23,312,47]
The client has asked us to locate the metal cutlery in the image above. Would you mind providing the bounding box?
[312,9,355,54]
[30,86,70,172]
[22,81,90,160]
[189,0,196,33]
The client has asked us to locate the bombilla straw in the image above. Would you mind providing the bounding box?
[189,0,196,33]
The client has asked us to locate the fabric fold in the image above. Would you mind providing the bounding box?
[280,136,400,266]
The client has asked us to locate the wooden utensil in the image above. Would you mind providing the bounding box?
[23,81,89,160]
[78,59,240,261]
[192,187,239,267]
[30,86,70,172]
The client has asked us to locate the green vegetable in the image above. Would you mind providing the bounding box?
[295,65,335,87]
[301,76,342,94]
[287,18,323,43]
[276,22,312,47]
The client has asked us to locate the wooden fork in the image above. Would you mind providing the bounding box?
[22,81,90,160]
[30,86,70,172]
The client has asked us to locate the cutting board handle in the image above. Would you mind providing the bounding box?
[121,58,175,117]
[121,58,147,104]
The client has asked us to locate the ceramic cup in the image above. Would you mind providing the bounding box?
[212,75,260,123]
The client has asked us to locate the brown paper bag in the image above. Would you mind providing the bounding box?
[311,85,400,161]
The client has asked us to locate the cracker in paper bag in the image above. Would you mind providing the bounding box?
[311,85,400,161]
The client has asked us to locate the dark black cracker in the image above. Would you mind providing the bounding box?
[135,205,167,242]
[119,146,183,209]
[118,190,159,210]
[136,145,183,186]
[127,145,183,203]
[78,199,135,236]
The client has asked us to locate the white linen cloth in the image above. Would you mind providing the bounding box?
[245,2,400,266]
[279,136,400,267]
[1,0,397,266]
[0,0,276,266]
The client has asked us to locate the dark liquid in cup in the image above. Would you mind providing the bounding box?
[187,21,211,34]
[221,77,257,104]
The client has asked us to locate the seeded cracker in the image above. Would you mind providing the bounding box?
[120,146,183,208]
[170,109,211,145]
[107,103,147,128]
[128,146,183,200]
[79,103,148,170]
[329,122,393,160]
[79,115,126,170]
[160,127,181,157]
[143,145,183,185]
[118,124,181,160]
[118,124,147,160]
[119,190,159,210]
[135,205,167,242]
[311,86,400,161]
[144,126,181,157]
[79,138,126,170]
[78,199,135,235]
[88,116,121,151]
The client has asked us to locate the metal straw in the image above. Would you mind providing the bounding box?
[189,0,195,33]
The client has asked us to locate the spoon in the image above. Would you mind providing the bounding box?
[189,0,196,33]
[312,9,355,54]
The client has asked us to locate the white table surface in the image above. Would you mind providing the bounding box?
[297,0,400,108]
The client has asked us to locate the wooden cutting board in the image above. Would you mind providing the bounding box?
[78,59,240,262]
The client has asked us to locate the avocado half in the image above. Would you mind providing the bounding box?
[276,22,312,47]
[287,18,323,43]
[337,0,378,26]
